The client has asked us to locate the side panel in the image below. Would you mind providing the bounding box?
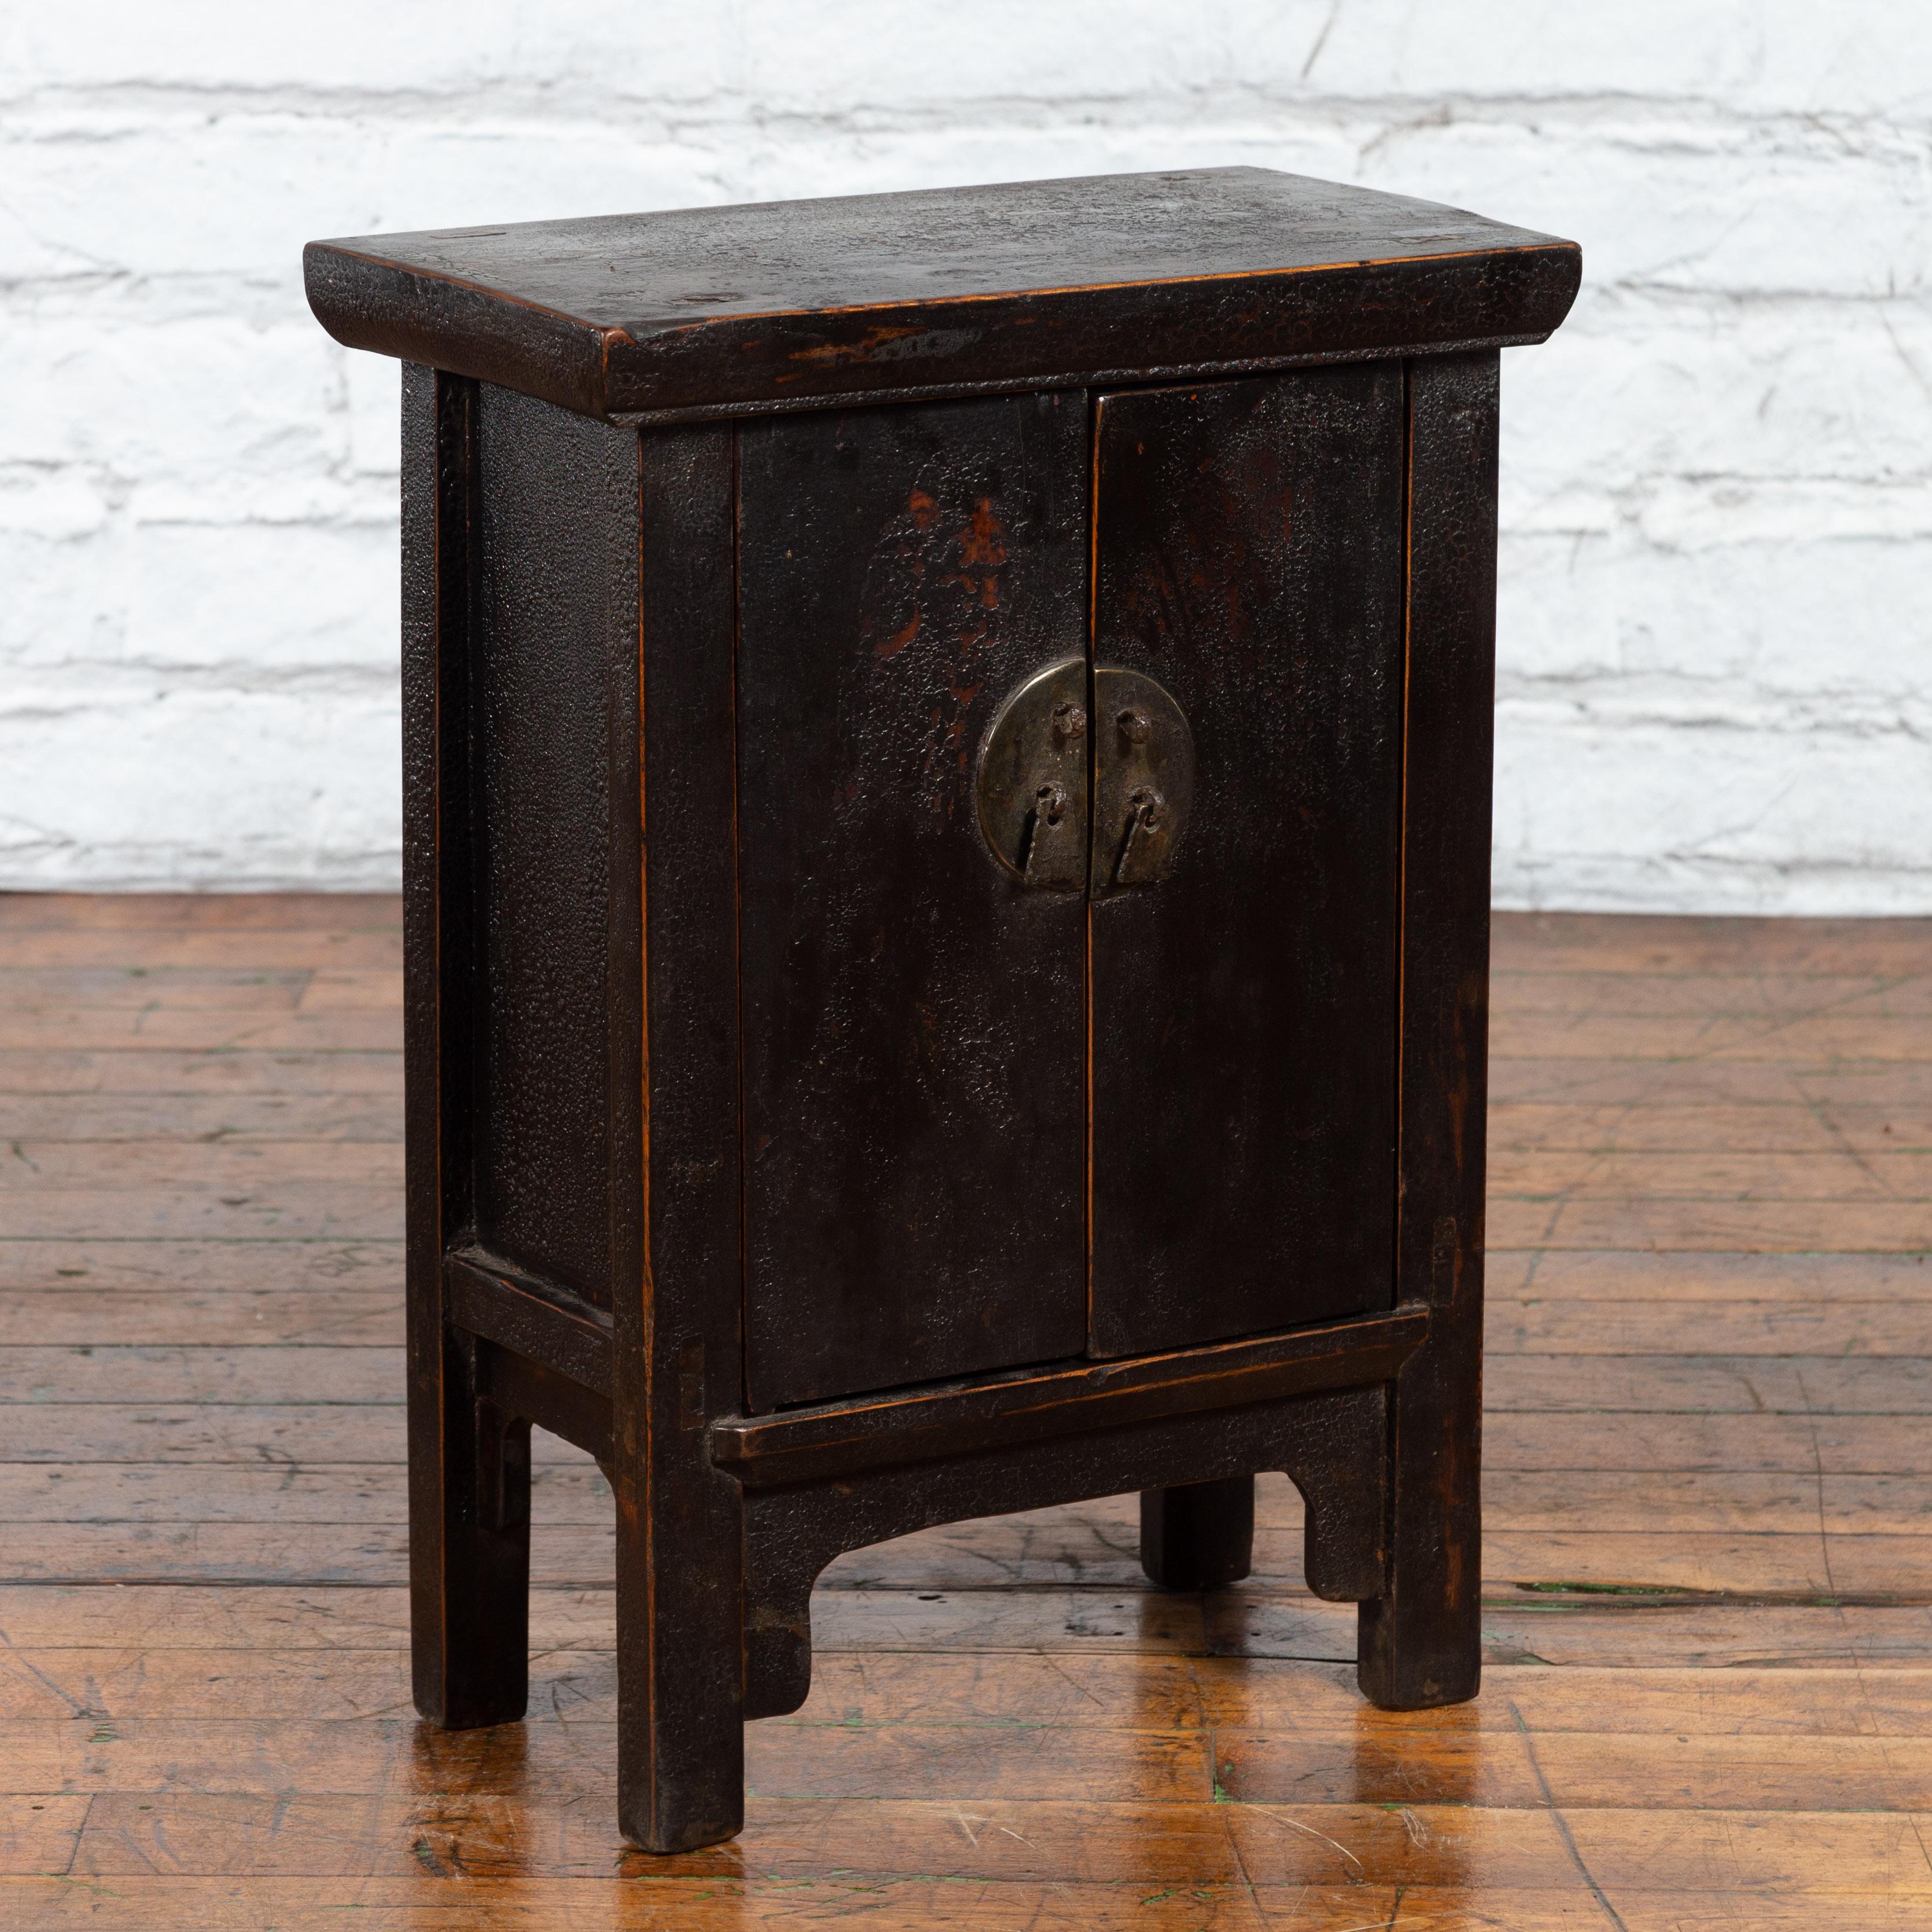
[469,384,636,1307]
[1088,368,1405,1358]
[737,392,1089,1410]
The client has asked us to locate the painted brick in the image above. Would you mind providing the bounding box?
[2,5,1926,908]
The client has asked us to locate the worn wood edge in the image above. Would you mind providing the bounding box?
[307,241,1579,423]
[304,244,620,420]
[444,1248,614,1396]
[711,1308,1429,1488]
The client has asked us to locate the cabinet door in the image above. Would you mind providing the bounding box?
[737,393,1090,1410]
[1088,369,1406,1358]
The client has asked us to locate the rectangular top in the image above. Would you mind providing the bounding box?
[305,167,1579,422]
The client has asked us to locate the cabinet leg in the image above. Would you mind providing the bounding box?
[409,1333,531,1729]
[613,1445,746,1853]
[1139,1475,1255,1589]
[1357,1347,1481,1710]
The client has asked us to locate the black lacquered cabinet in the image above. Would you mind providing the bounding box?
[306,167,1578,1852]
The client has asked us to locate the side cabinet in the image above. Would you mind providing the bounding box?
[307,164,1577,1855]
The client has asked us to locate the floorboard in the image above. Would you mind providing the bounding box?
[2,892,1930,1923]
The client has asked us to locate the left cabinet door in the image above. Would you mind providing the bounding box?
[738,393,1090,1410]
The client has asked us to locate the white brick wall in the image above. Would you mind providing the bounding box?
[3,3,1928,910]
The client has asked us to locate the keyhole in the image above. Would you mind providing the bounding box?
[1113,785,1168,885]
[1020,780,1070,878]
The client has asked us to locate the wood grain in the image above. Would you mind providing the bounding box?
[5,895,1932,1917]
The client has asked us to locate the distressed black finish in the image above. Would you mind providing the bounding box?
[324,168,1576,1856]
[740,1385,1388,1722]
[470,384,628,1309]
[1088,369,1405,1359]
[736,393,1089,1410]
[399,364,534,1734]
[618,424,748,1851]
[445,1249,612,1394]
[1357,351,1503,1712]
[711,1307,1426,1490]
[306,168,1578,421]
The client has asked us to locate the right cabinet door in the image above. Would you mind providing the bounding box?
[1089,367,1407,1358]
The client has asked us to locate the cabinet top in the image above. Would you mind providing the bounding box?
[305,167,1578,424]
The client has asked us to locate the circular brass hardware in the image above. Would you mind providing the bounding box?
[976,660,1194,890]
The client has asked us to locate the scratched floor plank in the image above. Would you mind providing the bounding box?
[2,893,1931,1923]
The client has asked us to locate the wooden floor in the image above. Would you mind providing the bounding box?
[3,895,1931,1927]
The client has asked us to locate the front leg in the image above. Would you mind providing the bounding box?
[1356,1308,1481,1710]
[613,1394,746,1852]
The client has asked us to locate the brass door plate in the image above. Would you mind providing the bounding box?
[976,659,1193,891]
[1091,665,1194,894]
[974,657,1091,888]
